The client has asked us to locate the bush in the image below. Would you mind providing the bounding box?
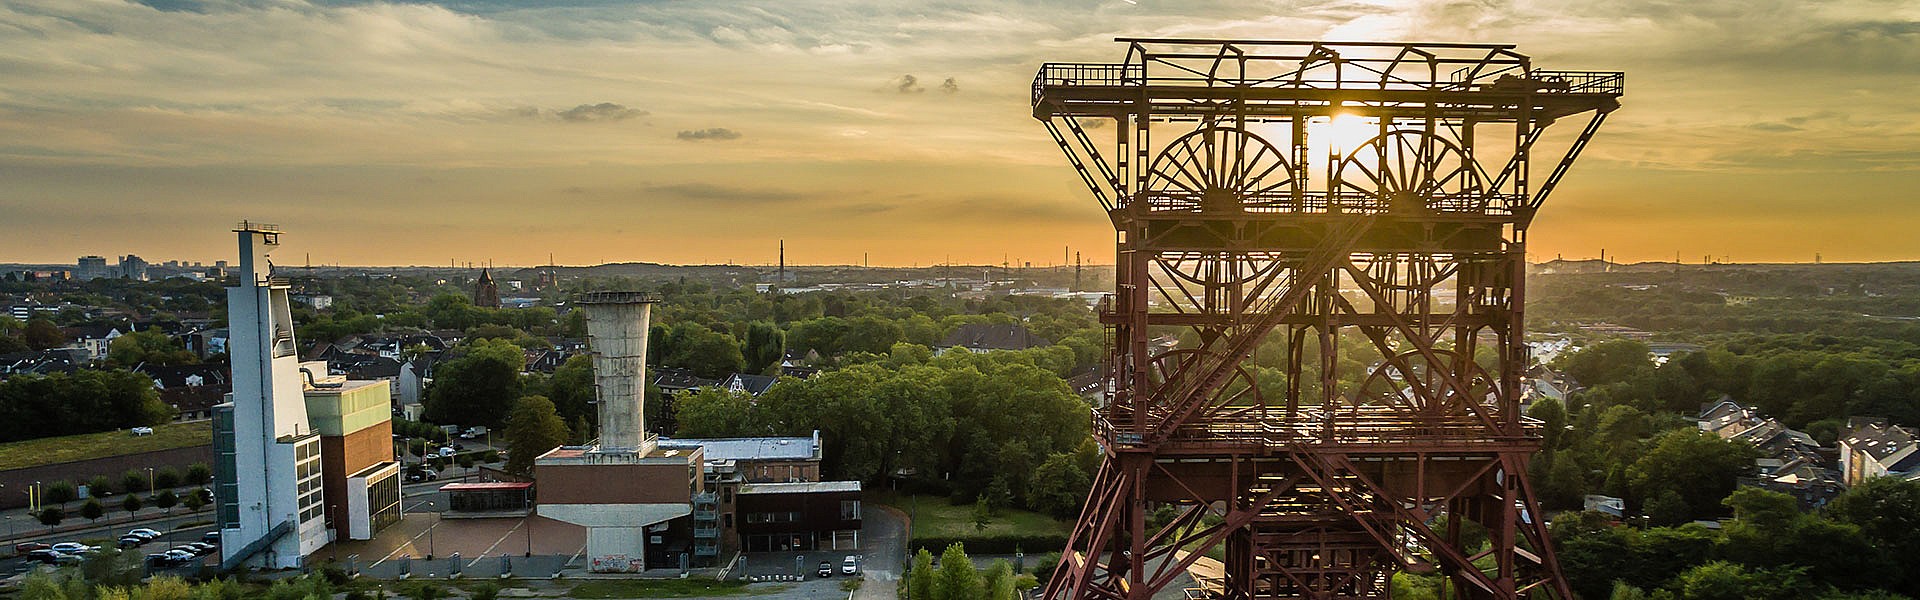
[185,463,212,486]
[122,470,148,495]
[154,467,182,490]
[45,481,77,505]
[88,475,114,496]
[1032,552,1062,586]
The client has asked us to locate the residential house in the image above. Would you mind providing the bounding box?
[1840,423,1920,485]
[936,323,1051,354]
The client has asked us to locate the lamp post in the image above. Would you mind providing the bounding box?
[425,501,436,560]
[146,467,156,494]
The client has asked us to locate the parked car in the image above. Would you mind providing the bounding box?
[50,542,96,555]
[184,542,217,555]
[14,542,50,553]
[25,549,65,564]
[406,469,439,482]
[817,561,833,578]
[130,426,154,436]
[842,555,858,575]
[127,528,162,540]
[201,532,221,545]
[162,549,195,563]
[117,536,146,549]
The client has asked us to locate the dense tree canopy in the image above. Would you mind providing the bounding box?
[424,338,527,428]
[0,369,171,442]
[503,395,570,475]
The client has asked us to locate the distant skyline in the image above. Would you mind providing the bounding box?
[2,0,1916,266]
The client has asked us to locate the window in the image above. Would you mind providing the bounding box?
[841,500,861,520]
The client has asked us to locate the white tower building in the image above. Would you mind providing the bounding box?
[214,222,328,569]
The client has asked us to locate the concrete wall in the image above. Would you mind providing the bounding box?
[0,445,212,509]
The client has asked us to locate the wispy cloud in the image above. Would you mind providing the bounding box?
[676,127,742,141]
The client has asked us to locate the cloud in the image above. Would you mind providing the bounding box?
[940,77,959,94]
[644,182,800,204]
[676,128,742,141]
[556,102,646,123]
[894,74,923,93]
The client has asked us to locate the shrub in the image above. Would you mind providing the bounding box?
[910,534,1068,556]
[154,467,182,490]
[185,463,213,486]
[45,481,77,505]
[122,470,148,495]
[88,475,114,496]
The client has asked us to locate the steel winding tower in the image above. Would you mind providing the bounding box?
[1031,40,1621,599]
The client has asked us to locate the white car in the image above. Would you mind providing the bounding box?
[50,542,96,554]
[841,556,858,575]
[130,427,154,436]
[127,528,162,540]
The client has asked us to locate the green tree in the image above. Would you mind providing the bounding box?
[120,493,142,517]
[153,466,181,490]
[87,475,113,496]
[983,559,1017,600]
[1828,477,1920,595]
[80,498,104,522]
[672,387,756,438]
[45,481,76,506]
[743,321,785,374]
[107,330,198,367]
[184,463,212,485]
[152,489,178,512]
[37,507,62,530]
[1028,455,1092,518]
[933,542,981,600]
[182,491,206,513]
[1672,561,1812,600]
[655,323,746,379]
[1558,339,1653,387]
[547,355,597,428]
[971,496,992,531]
[424,338,526,428]
[1627,429,1755,521]
[503,396,569,475]
[123,470,149,495]
[23,318,63,350]
[907,548,936,600]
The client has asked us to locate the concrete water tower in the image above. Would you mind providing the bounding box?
[534,291,705,573]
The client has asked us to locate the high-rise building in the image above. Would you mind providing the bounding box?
[118,254,150,281]
[76,256,109,280]
[303,372,403,541]
[213,223,329,569]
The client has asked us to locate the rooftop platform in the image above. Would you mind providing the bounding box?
[738,481,861,495]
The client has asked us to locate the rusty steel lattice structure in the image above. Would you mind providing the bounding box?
[1030,40,1622,600]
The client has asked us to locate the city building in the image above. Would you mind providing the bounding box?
[1841,423,1920,485]
[735,481,862,552]
[118,254,150,281]
[303,368,402,541]
[77,256,110,280]
[936,322,1051,354]
[213,222,329,570]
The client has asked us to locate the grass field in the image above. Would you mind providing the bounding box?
[869,491,1072,540]
[567,578,774,598]
[0,421,211,471]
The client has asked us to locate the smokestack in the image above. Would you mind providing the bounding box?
[577,291,658,454]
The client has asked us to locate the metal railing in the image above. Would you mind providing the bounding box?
[1033,62,1144,103]
[1528,70,1625,95]
[694,526,720,538]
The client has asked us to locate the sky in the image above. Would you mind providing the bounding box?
[1,0,1916,267]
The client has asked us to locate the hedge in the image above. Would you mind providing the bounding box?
[907,534,1069,556]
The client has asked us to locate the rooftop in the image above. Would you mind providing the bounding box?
[739,481,861,495]
[660,435,818,462]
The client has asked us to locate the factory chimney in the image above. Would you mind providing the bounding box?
[577,291,658,454]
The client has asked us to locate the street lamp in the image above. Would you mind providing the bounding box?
[147,467,156,494]
[425,501,436,560]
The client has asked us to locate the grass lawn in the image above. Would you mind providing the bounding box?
[568,579,777,598]
[869,491,1072,540]
[0,421,211,471]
